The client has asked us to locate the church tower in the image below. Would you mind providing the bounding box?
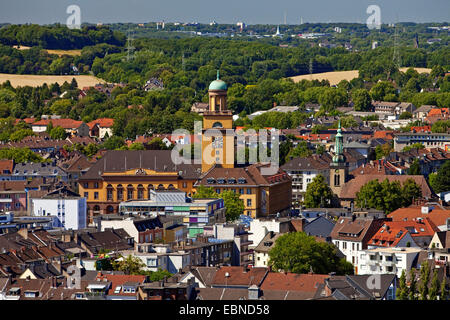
[330,121,348,196]
[201,71,234,173]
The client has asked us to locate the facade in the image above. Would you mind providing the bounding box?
[253,231,282,267]
[78,150,201,222]
[0,162,68,182]
[248,217,292,249]
[196,164,292,218]
[281,155,330,206]
[87,118,114,139]
[96,215,164,244]
[117,189,225,239]
[330,216,387,270]
[30,187,87,230]
[394,132,450,152]
[213,224,253,266]
[0,181,27,213]
[357,247,423,278]
[196,73,292,218]
[31,119,90,137]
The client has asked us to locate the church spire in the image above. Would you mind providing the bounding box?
[332,119,344,164]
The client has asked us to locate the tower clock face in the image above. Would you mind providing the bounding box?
[212,136,223,149]
[335,169,339,173]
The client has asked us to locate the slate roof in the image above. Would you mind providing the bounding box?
[303,216,336,239]
[254,232,282,253]
[79,150,201,181]
[77,229,133,254]
[330,217,386,243]
[197,163,291,187]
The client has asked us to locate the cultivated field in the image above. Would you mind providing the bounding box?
[0,73,105,88]
[290,67,432,85]
[12,45,82,56]
[290,70,359,86]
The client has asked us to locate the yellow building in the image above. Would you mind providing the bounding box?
[78,150,200,222]
[79,73,292,221]
[196,72,292,218]
[201,71,235,173]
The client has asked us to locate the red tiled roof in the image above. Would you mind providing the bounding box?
[14,118,36,125]
[95,273,147,296]
[211,266,269,287]
[0,160,14,173]
[374,131,395,140]
[428,108,449,117]
[261,273,328,293]
[389,207,450,228]
[87,118,114,129]
[339,175,433,199]
[32,119,83,129]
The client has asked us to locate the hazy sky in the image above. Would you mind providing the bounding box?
[0,0,448,25]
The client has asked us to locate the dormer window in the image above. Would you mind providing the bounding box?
[238,178,247,184]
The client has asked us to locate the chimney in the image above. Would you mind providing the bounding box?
[248,285,260,300]
[51,276,57,288]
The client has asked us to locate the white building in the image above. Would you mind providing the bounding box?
[248,217,291,249]
[330,217,386,268]
[119,246,190,274]
[357,247,423,278]
[31,187,86,230]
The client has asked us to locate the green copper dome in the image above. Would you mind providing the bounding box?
[209,70,227,91]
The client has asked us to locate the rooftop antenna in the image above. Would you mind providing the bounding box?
[284,10,287,25]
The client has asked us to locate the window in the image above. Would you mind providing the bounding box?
[247,199,252,207]
[117,185,123,200]
[183,182,187,188]
[83,183,88,188]
[94,192,99,200]
[84,192,88,198]
[239,188,244,194]
[246,188,252,194]
[127,185,134,200]
[94,182,99,188]
[137,185,144,200]
[106,185,113,201]
[215,189,221,194]
[147,258,158,267]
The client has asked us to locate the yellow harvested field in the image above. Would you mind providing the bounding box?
[12,45,82,56]
[399,67,431,73]
[0,73,105,88]
[290,70,359,86]
[290,67,432,85]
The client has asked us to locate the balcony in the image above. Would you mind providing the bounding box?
[240,250,252,256]
[367,259,379,266]
[382,260,395,267]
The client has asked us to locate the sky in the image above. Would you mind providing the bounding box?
[0,0,448,25]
